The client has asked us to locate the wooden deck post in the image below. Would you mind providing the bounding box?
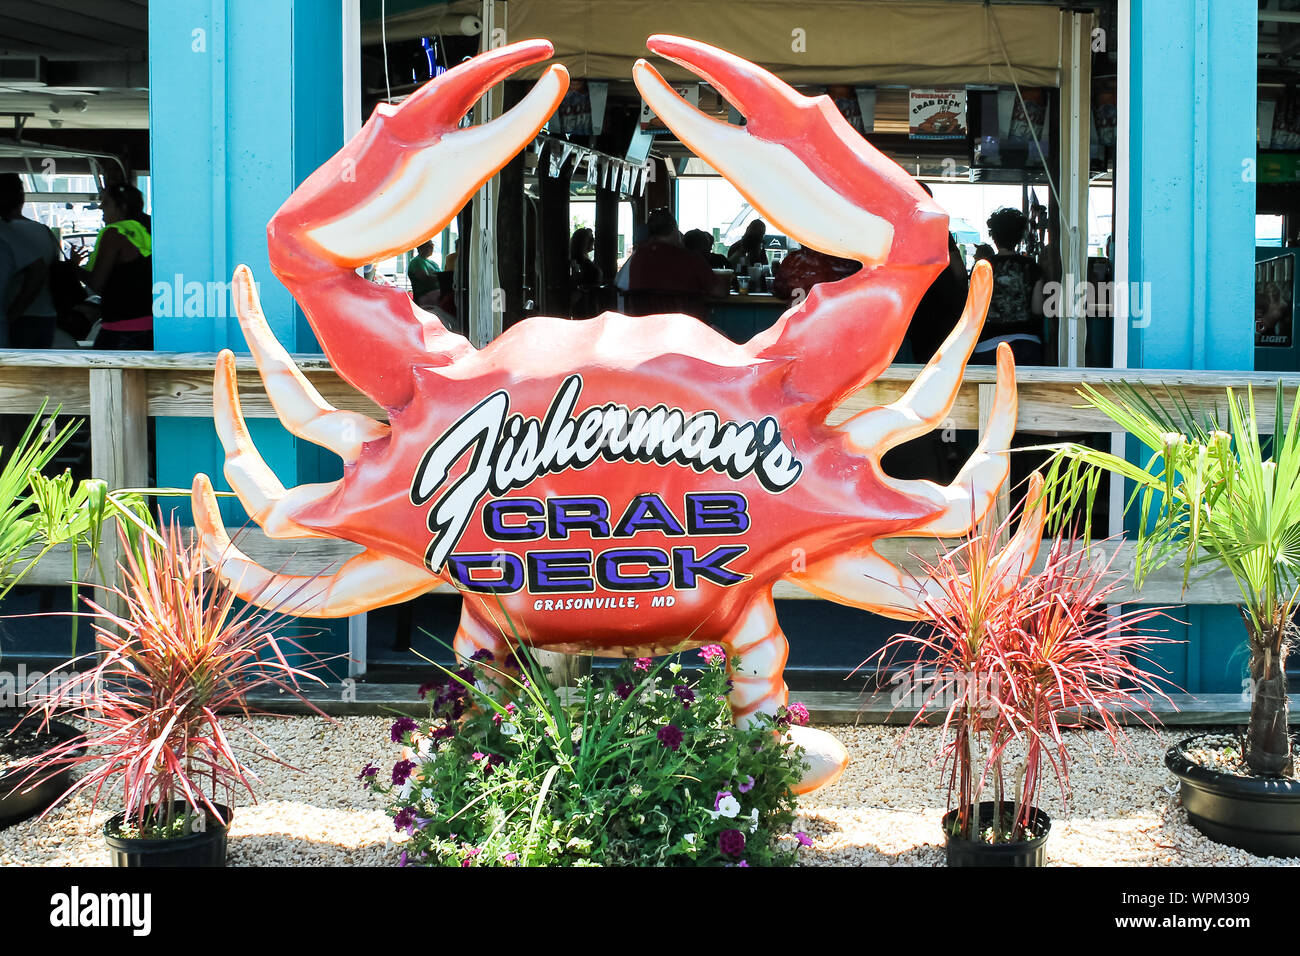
[89,367,149,618]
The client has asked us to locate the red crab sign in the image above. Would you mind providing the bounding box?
[191,36,1043,793]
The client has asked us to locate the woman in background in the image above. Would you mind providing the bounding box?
[71,183,153,350]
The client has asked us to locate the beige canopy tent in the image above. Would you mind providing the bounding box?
[368,0,1068,86]
[364,0,1093,365]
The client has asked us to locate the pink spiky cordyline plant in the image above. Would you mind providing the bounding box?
[10,518,334,838]
[869,488,1180,844]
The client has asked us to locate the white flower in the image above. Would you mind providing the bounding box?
[416,737,433,759]
[715,794,741,819]
[501,722,518,735]
[746,808,759,833]
[420,787,434,802]
[683,833,695,845]
[395,776,416,800]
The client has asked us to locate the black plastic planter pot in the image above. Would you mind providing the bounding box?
[103,804,231,867]
[1166,733,1300,858]
[0,718,81,829]
[942,802,1051,867]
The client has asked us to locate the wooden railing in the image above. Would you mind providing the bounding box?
[5,348,1299,608]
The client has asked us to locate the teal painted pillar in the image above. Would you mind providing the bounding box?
[1123,0,1256,694]
[1125,0,1256,371]
[149,0,345,509]
[148,1,348,672]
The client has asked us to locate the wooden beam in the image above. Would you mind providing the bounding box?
[88,367,148,621]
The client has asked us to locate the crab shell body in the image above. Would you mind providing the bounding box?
[190,37,1045,793]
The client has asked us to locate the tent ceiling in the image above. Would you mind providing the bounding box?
[403,0,1066,87]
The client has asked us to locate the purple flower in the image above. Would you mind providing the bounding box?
[417,681,437,700]
[786,702,811,727]
[698,644,727,665]
[390,716,418,742]
[657,724,684,751]
[736,860,749,867]
[398,850,409,867]
[718,828,746,856]
[795,831,814,848]
[430,722,456,740]
[714,790,733,810]
[737,775,755,794]
[391,759,416,785]
[469,648,495,663]
[634,658,652,672]
[673,685,695,708]
[615,682,633,700]
[393,807,415,832]
[358,763,379,783]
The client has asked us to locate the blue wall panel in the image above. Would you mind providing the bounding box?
[148,1,348,673]
[1123,1,1257,693]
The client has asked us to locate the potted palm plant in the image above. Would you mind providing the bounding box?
[11,519,331,865]
[1043,382,1300,856]
[872,479,1175,866]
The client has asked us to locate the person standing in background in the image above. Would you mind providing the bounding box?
[0,173,59,349]
[974,206,1045,366]
[683,229,728,269]
[727,218,767,271]
[903,182,968,365]
[70,183,154,350]
[407,240,441,307]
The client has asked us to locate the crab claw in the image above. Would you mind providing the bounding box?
[634,35,946,268]
[277,39,569,270]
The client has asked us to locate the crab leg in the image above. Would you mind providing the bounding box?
[192,475,437,617]
[787,474,1047,620]
[451,604,513,665]
[843,261,990,456]
[266,40,568,412]
[635,36,949,412]
[880,342,1018,538]
[229,264,388,463]
[724,596,848,794]
[212,349,340,540]
[830,265,1017,537]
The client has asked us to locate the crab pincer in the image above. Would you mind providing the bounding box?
[633,36,949,409]
[268,40,570,411]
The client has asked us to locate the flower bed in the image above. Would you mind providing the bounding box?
[361,649,811,867]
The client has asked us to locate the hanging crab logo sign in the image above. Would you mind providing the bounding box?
[191,36,1043,793]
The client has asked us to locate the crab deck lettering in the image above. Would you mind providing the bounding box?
[409,374,801,572]
[446,492,751,595]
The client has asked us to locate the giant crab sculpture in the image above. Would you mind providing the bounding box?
[191,36,1044,793]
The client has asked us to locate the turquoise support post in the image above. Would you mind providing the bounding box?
[1125,0,1256,371]
[1124,0,1257,693]
[148,1,348,672]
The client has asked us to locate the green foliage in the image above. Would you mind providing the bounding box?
[1040,381,1300,634]
[363,648,808,867]
[0,402,154,654]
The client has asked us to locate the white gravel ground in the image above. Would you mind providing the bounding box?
[1,717,1296,867]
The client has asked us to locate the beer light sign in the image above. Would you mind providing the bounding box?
[191,37,1038,793]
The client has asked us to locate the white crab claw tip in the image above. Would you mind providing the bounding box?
[308,64,568,265]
